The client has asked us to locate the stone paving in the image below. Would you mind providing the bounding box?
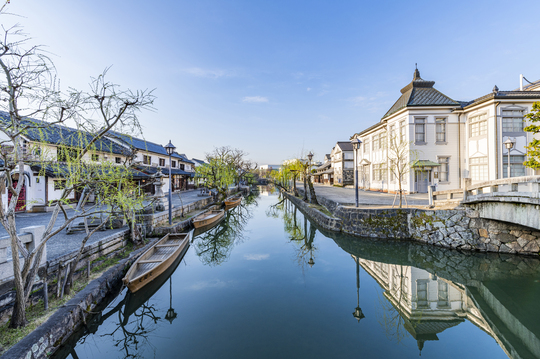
[2,189,211,261]
[304,182,430,207]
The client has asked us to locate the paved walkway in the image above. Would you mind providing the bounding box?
[302,182,430,208]
[3,189,211,261]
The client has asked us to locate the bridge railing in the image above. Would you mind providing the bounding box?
[432,175,540,206]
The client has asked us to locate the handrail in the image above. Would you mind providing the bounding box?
[467,175,540,191]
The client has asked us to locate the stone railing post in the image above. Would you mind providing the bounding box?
[462,178,472,201]
[21,225,47,266]
[428,185,435,206]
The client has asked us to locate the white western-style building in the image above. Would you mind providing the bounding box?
[350,69,540,193]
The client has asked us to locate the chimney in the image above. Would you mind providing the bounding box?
[520,74,523,91]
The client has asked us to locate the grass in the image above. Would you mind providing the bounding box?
[308,204,334,217]
[0,244,135,354]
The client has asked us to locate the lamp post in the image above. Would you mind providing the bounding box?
[503,138,514,178]
[351,138,362,207]
[353,256,365,322]
[165,140,176,225]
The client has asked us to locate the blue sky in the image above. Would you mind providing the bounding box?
[6,0,540,164]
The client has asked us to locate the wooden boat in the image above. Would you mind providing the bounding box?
[192,209,225,228]
[122,230,193,293]
[224,195,242,207]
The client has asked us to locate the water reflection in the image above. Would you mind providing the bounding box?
[275,197,540,359]
[193,193,258,266]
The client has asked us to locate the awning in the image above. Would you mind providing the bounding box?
[412,160,441,168]
[30,163,151,180]
[135,165,195,178]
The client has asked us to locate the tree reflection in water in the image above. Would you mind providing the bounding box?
[194,192,258,266]
[267,197,318,272]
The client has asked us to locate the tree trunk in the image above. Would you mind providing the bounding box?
[307,176,319,205]
[303,174,308,202]
[399,181,403,209]
[293,175,299,197]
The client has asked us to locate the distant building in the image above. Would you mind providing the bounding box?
[331,142,354,186]
[259,164,281,178]
[313,154,333,185]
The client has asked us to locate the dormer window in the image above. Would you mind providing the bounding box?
[143,155,151,165]
[172,160,177,168]
[159,158,165,166]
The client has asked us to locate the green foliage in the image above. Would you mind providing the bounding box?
[524,102,540,169]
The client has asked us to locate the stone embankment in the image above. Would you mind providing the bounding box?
[286,189,540,256]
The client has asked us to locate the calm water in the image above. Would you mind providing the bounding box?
[54,187,540,359]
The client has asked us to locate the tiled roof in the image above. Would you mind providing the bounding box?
[0,111,130,155]
[382,69,460,119]
[172,152,194,164]
[336,141,353,151]
[464,90,540,109]
[108,131,169,156]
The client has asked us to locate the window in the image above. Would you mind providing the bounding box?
[470,157,488,181]
[91,154,99,161]
[400,121,406,143]
[416,280,429,309]
[143,155,151,165]
[159,158,165,166]
[115,157,122,164]
[436,118,446,142]
[415,118,426,143]
[57,147,80,162]
[344,162,354,169]
[469,113,487,137]
[379,131,387,150]
[172,160,177,168]
[364,139,370,154]
[373,135,379,151]
[503,155,526,177]
[438,157,449,182]
[390,125,396,141]
[180,164,185,171]
[502,109,524,132]
[54,180,66,190]
[373,163,386,181]
[437,281,450,308]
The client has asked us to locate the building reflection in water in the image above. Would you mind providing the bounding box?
[353,254,540,359]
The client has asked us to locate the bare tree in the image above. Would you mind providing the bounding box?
[0,17,154,327]
[387,135,418,208]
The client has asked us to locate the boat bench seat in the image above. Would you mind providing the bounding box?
[138,259,162,264]
[155,244,179,248]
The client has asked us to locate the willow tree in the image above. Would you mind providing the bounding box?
[0,16,154,327]
[196,146,255,200]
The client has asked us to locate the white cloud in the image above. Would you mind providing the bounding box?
[189,279,230,291]
[183,67,234,79]
[307,87,311,91]
[244,254,270,260]
[242,96,269,103]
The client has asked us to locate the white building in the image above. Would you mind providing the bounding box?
[351,69,540,193]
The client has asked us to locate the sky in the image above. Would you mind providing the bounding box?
[4,0,540,165]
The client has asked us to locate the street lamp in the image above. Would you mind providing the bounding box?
[503,138,514,178]
[351,138,362,207]
[353,257,365,322]
[165,140,176,225]
[307,151,314,187]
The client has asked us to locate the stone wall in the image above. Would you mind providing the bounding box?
[290,188,540,256]
[284,193,342,232]
[409,208,540,255]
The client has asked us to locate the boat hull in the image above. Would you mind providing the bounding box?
[122,231,192,293]
[192,210,225,228]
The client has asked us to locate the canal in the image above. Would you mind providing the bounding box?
[54,187,540,359]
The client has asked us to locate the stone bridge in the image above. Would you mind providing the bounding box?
[433,175,540,230]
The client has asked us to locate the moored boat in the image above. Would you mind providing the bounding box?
[224,195,242,207]
[192,209,225,228]
[122,230,193,293]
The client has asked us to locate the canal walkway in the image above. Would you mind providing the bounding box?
[1,189,211,261]
[302,182,430,208]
